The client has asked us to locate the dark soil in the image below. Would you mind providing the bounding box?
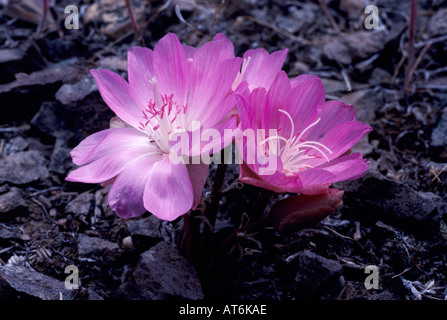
[0,0,446,301]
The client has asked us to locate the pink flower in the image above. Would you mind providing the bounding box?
[236,71,372,195]
[66,33,241,221]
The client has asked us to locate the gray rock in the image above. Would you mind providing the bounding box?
[3,136,29,156]
[0,151,49,185]
[126,215,163,242]
[428,8,447,36]
[49,138,73,174]
[77,234,121,262]
[335,170,447,235]
[31,101,66,138]
[340,0,364,19]
[294,250,344,298]
[55,74,114,143]
[0,48,24,64]
[133,241,204,300]
[369,68,392,85]
[0,60,87,123]
[0,227,30,241]
[65,192,95,216]
[125,214,164,250]
[0,187,28,221]
[0,266,71,300]
[55,75,97,106]
[323,30,387,65]
[431,108,447,147]
[340,89,383,124]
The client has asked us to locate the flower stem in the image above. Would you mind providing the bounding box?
[179,212,201,266]
[203,217,270,285]
[197,162,227,274]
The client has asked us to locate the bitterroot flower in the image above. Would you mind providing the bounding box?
[236,70,372,195]
[66,33,241,221]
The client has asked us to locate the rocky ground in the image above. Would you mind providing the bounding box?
[0,0,446,301]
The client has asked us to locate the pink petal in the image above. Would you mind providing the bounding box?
[143,155,194,221]
[127,46,155,107]
[108,156,160,219]
[186,54,242,127]
[109,116,132,129]
[67,140,162,184]
[153,33,188,105]
[70,128,153,166]
[91,69,143,129]
[186,163,209,210]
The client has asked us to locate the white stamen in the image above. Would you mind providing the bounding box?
[278,109,294,140]
[296,117,321,142]
[269,108,333,174]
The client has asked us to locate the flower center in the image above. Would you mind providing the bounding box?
[138,77,187,152]
[261,109,332,175]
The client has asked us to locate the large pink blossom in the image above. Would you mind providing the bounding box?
[66,33,241,221]
[236,70,372,195]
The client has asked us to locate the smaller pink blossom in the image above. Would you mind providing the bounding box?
[236,71,372,195]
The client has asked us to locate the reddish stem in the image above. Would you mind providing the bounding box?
[404,0,418,93]
[37,0,49,34]
[125,0,139,35]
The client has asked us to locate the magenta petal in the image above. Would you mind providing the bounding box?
[316,153,369,182]
[313,121,372,163]
[91,69,143,129]
[266,71,293,132]
[143,156,194,221]
[243,48,288,91]
[295,154,369,195]
[287,74,325,134]
[236,87,268,131]
[304,101,357,141]
[183,45,197,59]
[186,163,209,210]
[213,33,235,58]
[239,162,287,193]
[108,156,160,219]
